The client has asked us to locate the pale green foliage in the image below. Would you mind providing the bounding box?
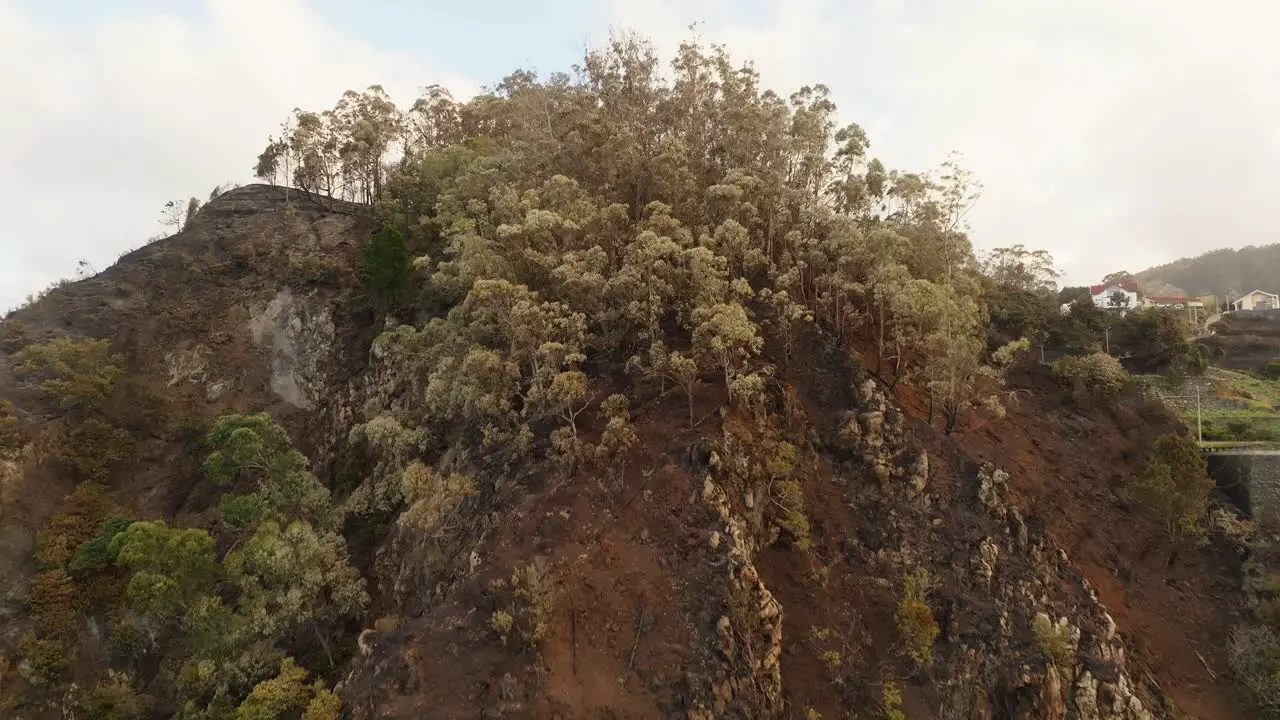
[489,610,514,645]
[234,656,309,720]
[758,287,813,368]
[13,337,124,410]
[896,567,939,669]
[173,602,283,720]
[257,34,1017,495]
[765,441,811,550]
[225,520,368,643]
[729,370,770,420]
[376,278,590,459]
[345,415,430,516]
[773,478,811,551]
[1032,613,1076,668]
[881,680,907,720]
[234,657,340,720]
[1051,352,1129,401]
[510,561,556,648]
[78,669,151,719]
[398,461,477,533]
[527,368,592,437]
[927,300,1030,433]
[983,244,1060,294]
[0,399,23,458]
[991,336,1031,367]
[627,341,703,427]
[594,394,637,465]
[871,263,941,385]
[692,301,764,399]
[82,413,367,717]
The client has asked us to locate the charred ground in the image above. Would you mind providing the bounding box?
[0,33,1259,720]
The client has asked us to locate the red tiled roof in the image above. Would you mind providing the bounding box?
[1089,280,1139,295]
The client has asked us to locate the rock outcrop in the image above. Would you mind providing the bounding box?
[829,376,1157,719]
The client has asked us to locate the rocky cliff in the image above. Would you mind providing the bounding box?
[0,186,1246,718]
[0,185,377,648]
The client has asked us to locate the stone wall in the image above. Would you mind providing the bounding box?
[1206,450,1280,518]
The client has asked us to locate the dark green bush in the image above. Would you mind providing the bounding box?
[361,227,410,311]
[1265,359,1280,380]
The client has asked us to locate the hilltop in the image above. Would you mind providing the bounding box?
[0,35,1266,720]
[1137,244,1280,299]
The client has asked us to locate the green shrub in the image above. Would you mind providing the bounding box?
[1127,434,1214,547]
[511,561,556,648]
[1032,613,1076,667]
[78,670,151,720]
[1051,352,1129,401]
[361,227,410,311]
[895,567,939,669]
[55,418,136,483]
[287,253,342,285]
[27,569,81,645]
[1265,359,1280,380]
[70,516,133,574]
[881,680,907,720]
[12,337,124,410]
[17,632,69,685]
[0,319,32,353]
[1228,624,1280,717]
[0,400,22,458]
[773,479,812,551]
[35,483,120,569]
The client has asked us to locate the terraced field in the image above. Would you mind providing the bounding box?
[1143,366,1280,447]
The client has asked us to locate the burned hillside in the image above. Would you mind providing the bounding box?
[0,35,1257,720]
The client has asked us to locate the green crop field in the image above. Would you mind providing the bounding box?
[1141,367,1280,448]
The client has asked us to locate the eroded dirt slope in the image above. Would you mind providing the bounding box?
[0,186,1246,718]
[340,333,1244,719]
[892,367,1242,719]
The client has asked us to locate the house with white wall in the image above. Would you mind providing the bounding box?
[1229,289,1279,312]
[1089,280,1139,312]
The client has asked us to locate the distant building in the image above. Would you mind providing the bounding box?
[1143,295,1203,310]
[1229,289,1279,312]
[1089,280,1139,312]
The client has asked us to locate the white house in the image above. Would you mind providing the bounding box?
[1230,289,1279,311]
[1089,280,1139,311]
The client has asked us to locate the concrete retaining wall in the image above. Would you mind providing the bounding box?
[1206,450,1280,518]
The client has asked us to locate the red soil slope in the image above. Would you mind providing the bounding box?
[891,367,1244,720]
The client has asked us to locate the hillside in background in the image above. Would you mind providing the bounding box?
[1137,244,1280,299]
[0,34,1268,720]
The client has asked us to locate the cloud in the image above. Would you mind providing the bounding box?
[0,0,473,311]
[7,0,1280,311]
[606,0,1280,287]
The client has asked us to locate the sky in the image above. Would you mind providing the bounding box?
[4,0,1280,311]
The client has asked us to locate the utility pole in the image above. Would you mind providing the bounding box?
[1158,380,1208,445]
[1195,380,1203,443]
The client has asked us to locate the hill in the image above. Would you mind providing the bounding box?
[0,35,1263,720]
[1137,244,1280,299]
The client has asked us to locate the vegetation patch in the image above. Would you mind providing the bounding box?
[1127,434,1214,548]
[895,566,939,670]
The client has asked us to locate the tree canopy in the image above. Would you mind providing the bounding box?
[256,32,1046,439]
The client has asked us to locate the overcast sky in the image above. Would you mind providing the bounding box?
[4,0,1280,311]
